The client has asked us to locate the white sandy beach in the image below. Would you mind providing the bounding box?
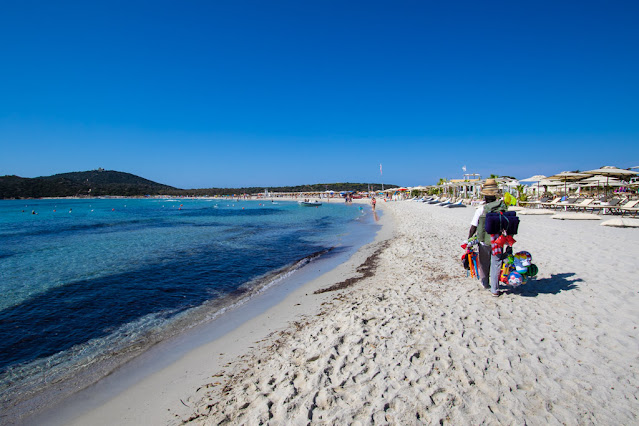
[50,199,639,425]
[182,200,638,425]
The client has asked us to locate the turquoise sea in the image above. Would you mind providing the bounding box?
[0,197,377,414]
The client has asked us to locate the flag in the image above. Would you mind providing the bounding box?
[380,163,383,176]
[462,165,467,172]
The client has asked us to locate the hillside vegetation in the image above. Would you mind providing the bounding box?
[0,170,396,199]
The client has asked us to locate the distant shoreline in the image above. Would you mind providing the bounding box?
[1,169,396,200]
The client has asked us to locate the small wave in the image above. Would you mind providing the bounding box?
[0,247,335,419]
[175,247,334,330]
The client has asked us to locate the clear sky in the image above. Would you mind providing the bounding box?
[1,1,638,188]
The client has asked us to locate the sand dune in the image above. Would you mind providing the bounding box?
[186,201,639,424]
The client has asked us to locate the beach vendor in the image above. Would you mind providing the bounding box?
[468,178,507,297]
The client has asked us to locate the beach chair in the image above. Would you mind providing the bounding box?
[446,200,467,208]
[439,198,456,207]
[619,200,639,217]
[540,197,561,209]
[565,198,594,211]
[610,199,636,215]
[592,198,623,215]
[520,196,549,209]
[560,197,582,209]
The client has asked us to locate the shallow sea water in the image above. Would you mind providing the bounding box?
[0,198,374,408]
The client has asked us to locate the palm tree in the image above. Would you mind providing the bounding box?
[515,184,528,202]
[436,178,448,195]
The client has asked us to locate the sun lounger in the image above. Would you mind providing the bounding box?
[520,197,549,209]
[618,200,639,216]
[590,198,624,215]
[564,198,595,211]
[558,197,579,208]
[620,208,639,217]
[439,198,456,206]
[446,200,467,208]
[433,198,451,206]
[540,197,561,208]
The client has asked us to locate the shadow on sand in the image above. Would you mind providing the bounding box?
[508,272,582,297]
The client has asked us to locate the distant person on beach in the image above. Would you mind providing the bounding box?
[371,197,376,210]
[468,178,507,297]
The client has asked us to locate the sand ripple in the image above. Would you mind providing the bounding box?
[186,201,639,425]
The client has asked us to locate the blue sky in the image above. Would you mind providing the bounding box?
[1,1,637,188]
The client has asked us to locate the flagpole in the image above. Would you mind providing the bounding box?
[380,163,384,191]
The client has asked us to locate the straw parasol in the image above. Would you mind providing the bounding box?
[520,174,547,182]
[582,166,639,180]
[581,167,638,195]
[582,180,623,187]
[520,174,547,196]
[547,171,593,194]
[579,175,623,186]
[584,166,639,192]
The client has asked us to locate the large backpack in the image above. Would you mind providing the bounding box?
[476,200,509,244]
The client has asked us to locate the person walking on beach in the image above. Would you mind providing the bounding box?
[371,197,377,210]
[468,178,507,296]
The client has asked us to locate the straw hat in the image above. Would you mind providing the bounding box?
[480,178,500,196]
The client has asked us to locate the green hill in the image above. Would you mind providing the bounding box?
[0,169,178,199]
[0,169,398,199]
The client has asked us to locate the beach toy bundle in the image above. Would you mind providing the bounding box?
[487,210,538,286]
[500,251,539,286]
[462,241,539,286]
[461,237,480,279]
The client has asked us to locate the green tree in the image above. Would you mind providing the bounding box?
[515,184,528,202]
[435,178,448,195]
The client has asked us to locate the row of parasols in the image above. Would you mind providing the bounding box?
[521,166,639,194]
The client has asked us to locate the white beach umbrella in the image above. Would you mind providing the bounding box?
[547,171,592,181]
[520,175,547,196]
[547,171,593,194]
[579,175,623,185]
[582,180,623,187]
[520,174,547,182]
[582,166,639,179]
[581,167,637,195]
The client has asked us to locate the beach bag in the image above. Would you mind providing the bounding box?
[506,215,520,235]
[485,211,519,235]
